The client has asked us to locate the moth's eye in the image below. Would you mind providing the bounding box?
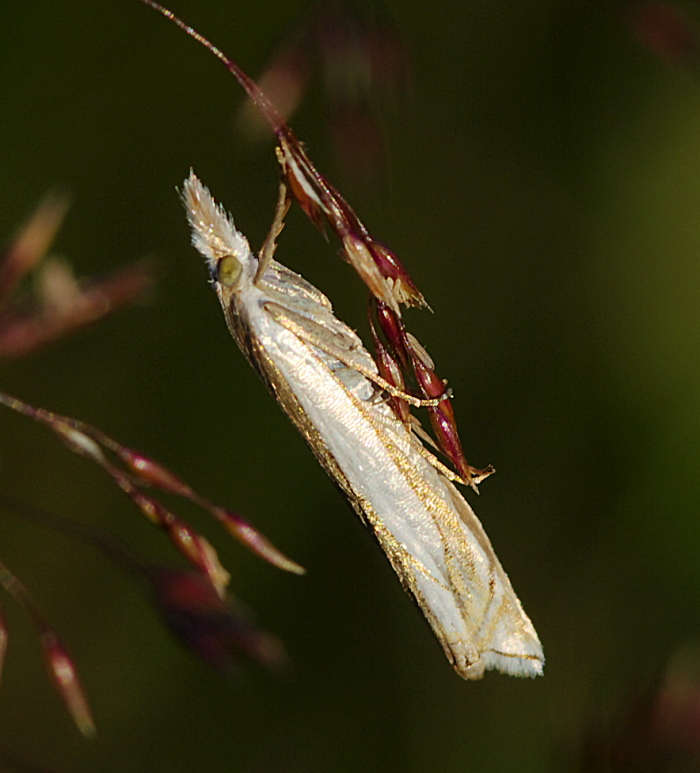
[217,255,243,287]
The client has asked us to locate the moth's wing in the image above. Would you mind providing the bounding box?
[440,479,544,678]
[226,267,544,681]
[260,260,333,314]
[262,300,380,377]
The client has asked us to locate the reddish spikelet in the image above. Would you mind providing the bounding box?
[369,242,426,309]
[342,234,400,312]
[371,300,493,487]
[0,560,95,736]
[237,38,311,139]
[374,299,411,368]
[115,449,304,573]
[1,496,286,676]
[278,141,426,310]
[0,393,231,593]
[107,474,231,596]
[40,629,96,738]
[0,392,304,575]
[139,0,493,489]
[120,450,194,497]
[51,422,109,466]
[0,259,155,360]
[85,435,304,574]
[410,346,494,488]
[238,0,409,184]
[0,190,70,303]
[318,2,409,184]
[111,445,304,574]
[212,506,305,575]
[139,0,425,312]
[89,433,304,575]
[315,1,409,104]
[368,305,410,424]
[0,190,155,360]
[167,520,231,598]
[146,567,287,670]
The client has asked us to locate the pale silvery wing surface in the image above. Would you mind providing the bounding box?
[183,171,544,679]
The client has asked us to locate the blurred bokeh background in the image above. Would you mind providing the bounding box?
[3,1,700,770]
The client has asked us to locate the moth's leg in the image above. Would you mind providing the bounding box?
[365,383,392,405]
[408,414,441,451]
[265,300,360,352]
[372,410,478,486]
[264,301,450,409]
[412,438,493,487]
[256,181,292,284]
[409,432,494,486]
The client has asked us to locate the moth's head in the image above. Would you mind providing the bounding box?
[182,170,254,289]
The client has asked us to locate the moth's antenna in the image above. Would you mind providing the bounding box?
[138,0,286,135]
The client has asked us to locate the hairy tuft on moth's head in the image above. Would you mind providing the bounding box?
[181,171,254,286]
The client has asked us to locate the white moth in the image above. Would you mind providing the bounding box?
[183,171,544,679]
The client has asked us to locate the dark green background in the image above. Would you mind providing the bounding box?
[3,1,700,770]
